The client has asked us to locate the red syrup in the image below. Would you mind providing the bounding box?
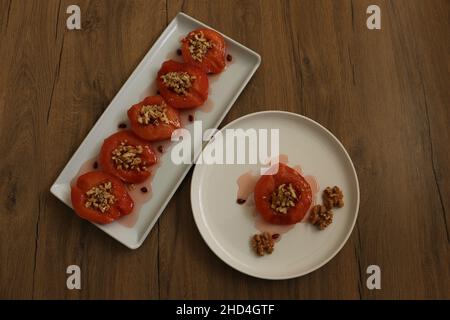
[178,110,193,127]
[118,179,153,228]
[236,170,259,201]
[223,53,234,71]
[198,99,214,113]
[235,154,320,239]
[71,157,99,187]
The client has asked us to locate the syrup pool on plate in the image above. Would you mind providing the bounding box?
[71,157,99,186]
[118,179,153,228]
[179,110,195,127]
[198,99,214,113]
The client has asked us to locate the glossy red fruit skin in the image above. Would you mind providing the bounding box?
[157,60,209,109]
[127,95,181,141]
[99,130,157,184]
[71,171,134,224]
[254,163,312,225]
[181,28,226,74]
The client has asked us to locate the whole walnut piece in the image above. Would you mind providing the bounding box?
[251,232,275,256]
[309,204,333,230]
[309,186,345,230]
[323,186,344,209]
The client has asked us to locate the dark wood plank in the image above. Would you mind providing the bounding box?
[0,0,165,299]
[404,0,450,241]
[0,0,49,299]
[344,0,450,299]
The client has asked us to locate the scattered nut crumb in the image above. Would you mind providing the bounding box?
[188,31,213,62]
[160,71,196,95]
[111,140,149,172]
[251,232,275,256]
[84,181,116,213]
[137,103,169,125]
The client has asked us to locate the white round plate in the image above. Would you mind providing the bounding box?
[190,111,359,279]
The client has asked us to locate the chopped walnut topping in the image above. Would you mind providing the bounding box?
[160,72,196,95]
[188,31,213,61]
[309,204,333,230]
[251,232,275,256]
[137,104,169,125]
[84,181,116,213]
[270,183,298,214]
[323,186,344,209]
[111,140,148,171]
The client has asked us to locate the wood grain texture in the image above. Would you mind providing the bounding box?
[0,0,448,299]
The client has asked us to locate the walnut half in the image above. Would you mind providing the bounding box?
[251,232,275,256]
[323,186,344,209]
[309,185,344,230]
[309,204,333,230]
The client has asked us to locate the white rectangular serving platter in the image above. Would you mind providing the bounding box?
[50,12,261,249]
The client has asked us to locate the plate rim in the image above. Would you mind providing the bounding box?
[190,110,360,279]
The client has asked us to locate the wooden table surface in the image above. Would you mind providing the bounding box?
[0,0,449,300]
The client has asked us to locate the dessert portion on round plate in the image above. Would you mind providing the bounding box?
[239,162,346,257]
[190,111,359,278]
[254,163,312,225]
[71,28,229,224]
